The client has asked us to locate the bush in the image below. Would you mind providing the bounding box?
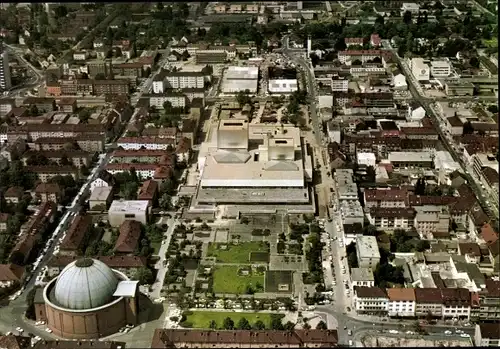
[179,321,193,328]
[170,316,179,322]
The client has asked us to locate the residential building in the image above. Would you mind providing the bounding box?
[151,329,339,348]
[34,135,105,153]
[89,186,114,211]
[108,200,150,227]
[478,280,500,321]
[387,288,416,317]
[350,268,375,288]
[111,149,174,164]
[338,50,384,65]
[0,264,25,288]
[364,188,407,209]
[388,151,433,168]
[354,286,389,314]
[441,288,471,319]
[339,199,364,226]
[90,169,116,192]
[367,207,416,230]
[22,150,92,168]
[414,207,450,239]
[4,186,24,204]
[356,235,381,268]
[0,45,12,91]
[0,213,9,232]
[93,79,129,96]
[25,165,78,183]
[475,322,500,347]
[138,179,159,204]
[164,71,205,90]
[59,214,93,256]
[47,255,147,279]
[414,288,443,318]
[105,163,159,179]
[22,97,56,112]
[34,183,62,204]
[115,220,142,255]
[117,136,175,151]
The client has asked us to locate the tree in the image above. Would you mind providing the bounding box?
[134,267,154,285]
[54,5,68,19]
[253,320,266,330]
[223,317,234,330]
[236,90,252,108]
[209,320,217,329]
[316,321,327,330]
[403,11,412,25]
[236,317,252,330]
[487,105,498,114]
[469,56,480,69]
[462,121,474,135]
[284,321,295,331]
[157,2,164,11]
[28,104,39,116]
[159,193,172,210]
[415,177,426,195]
[303,322,311,330]
[366,165,376,182]
[270,314,284,330]
[425,310,434,323]
[122,182,139,200]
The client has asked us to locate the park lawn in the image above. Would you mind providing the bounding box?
[150,241,161,255]
[483,38,498,47]
[185,311,274,329]
[207,241,267,263]
[212,265,264,294]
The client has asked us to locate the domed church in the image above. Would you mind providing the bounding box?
[37,258,139,339]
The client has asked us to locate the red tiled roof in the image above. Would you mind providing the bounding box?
[364,188,407,202]
[115,220,142,253]
[481,223,499,245]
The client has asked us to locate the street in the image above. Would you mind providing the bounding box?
[150,217,179,299]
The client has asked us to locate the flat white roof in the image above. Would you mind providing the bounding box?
[434,151,460,171]
[113,280,139,297]
[109,200,150,213]
[224,66,259,80]
[356,235,381,259]
[388,151,433,163]
[201,155,304,186]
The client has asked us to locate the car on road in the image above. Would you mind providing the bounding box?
[15,327,24,333]
[444,330,452,335]
[348,330,352,336]
[460,333,470,338]
[389,330,398,334]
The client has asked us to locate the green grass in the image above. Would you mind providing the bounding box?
[207,241,268,263]
[184,311,275,329]
[212,265,264,294]
[151,241,161,255]
[483,38,498,48]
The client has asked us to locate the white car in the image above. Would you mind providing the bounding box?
[15,327,23,333]
[444,330,452,335]
[45,328,53,333]
[388,330,398,334]
[460,333,470,338]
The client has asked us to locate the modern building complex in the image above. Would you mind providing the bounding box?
[193,120,314,215]
[38,258,139,339]
[411,58,430,81]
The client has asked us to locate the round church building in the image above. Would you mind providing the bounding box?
[41,258,139,339]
